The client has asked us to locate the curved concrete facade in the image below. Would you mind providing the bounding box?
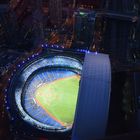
[72,53,111,140]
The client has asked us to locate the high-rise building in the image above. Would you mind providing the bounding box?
[73,9,96,50]
[49,0,62,27]
[101,0,135,61]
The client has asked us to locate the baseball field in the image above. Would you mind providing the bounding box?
[35,75,80,127]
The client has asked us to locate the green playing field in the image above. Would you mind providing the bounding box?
[35,75,80,127]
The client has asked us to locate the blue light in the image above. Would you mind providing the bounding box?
[6,106,10,110]
[5,89,7,92]
[95,51,98,55]
[11,117,14,121]
[27,58,30,60]
[41,44,44,47]
[32,55,34,58]
[22,61,25,64]
[45,44,48,47]
[18,64,20,67]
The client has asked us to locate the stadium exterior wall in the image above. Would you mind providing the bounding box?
[72,52,111,140]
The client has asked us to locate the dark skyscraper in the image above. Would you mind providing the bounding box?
[49,0,62,26]
[73,9,96,50]
[102,0,135,61]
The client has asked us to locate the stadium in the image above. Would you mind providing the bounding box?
[6,52,83,136]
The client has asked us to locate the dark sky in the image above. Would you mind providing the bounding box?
[0,0,9,4]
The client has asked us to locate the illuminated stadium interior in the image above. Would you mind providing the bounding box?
[7,55,82,132]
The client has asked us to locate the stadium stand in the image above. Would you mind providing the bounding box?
[7,55,82,133]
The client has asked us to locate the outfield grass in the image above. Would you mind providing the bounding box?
[35,75,80,127]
